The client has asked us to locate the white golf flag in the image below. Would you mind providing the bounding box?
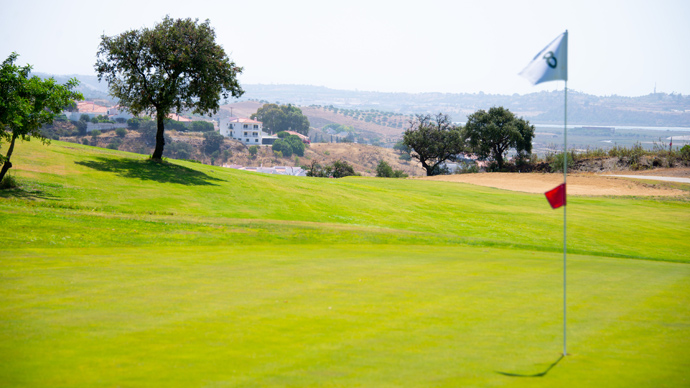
[520,31,568,85]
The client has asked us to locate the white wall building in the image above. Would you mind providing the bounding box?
[219,117,278,146]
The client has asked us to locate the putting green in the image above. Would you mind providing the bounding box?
[1,245,688,387]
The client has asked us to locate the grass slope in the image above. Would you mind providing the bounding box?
[1,140,689,387]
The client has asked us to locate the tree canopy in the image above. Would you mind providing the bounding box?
[1,52,83,183]
[402,113,465,176]
[272,134,305,157]
[464,106,534,170]
[95,16,243,160]
[307,159,356,178]
[251,104,310,135]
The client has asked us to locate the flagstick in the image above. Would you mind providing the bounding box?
[563,81,568,357]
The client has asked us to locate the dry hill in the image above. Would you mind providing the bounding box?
[219,102,409,145]
[66,129,424,177]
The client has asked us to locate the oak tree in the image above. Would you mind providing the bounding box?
[464,106,534,170]
[402,113,465,176]
[95,16,243,161]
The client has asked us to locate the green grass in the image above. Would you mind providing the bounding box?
[1,140,689,387]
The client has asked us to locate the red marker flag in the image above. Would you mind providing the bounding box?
[545,183,566,209]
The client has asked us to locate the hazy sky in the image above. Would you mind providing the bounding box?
[1,0,689,97]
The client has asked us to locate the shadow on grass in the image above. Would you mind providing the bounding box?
[0,186,59,200]
[75,157,223,186]
[496,355,564,378]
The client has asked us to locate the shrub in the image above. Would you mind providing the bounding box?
[248,145,258,156]
[90,130,101,138]
[191,121,214,132]
[392,169,408,178]
[376,160,394,177]
[202,131,224,155]
[331,160,356,178]
[168,141,194,160]
[454,162,479,174]
[549,151,575,173]
[285,135,305,156]
[81,138,90,145]
[73,120,88,136]
[115,128,127,138]
[681,145,690,163]
[176,148,190,160]
[272,139,293,157]
[127,117,141,129]
[0,174,19,190]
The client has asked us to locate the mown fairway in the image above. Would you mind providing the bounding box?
[1,140,689,387]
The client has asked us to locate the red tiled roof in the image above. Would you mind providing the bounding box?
[229,117,262,124]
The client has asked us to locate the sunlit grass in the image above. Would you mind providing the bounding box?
[0,140,689,386]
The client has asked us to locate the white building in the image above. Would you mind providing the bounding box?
[219,117,278,146]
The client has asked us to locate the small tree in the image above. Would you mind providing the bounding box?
[202,131,224,155]
[1,53,83,182]
[331,160,356,178]
[272,138,293,157]
[248,145,258,157]
[191,121,214,132]
[464,106,534,170]
[402,113,465,176]
[73,119,88,136]
[376,160,408,178]
[115,127,127,138]
[96,16,244,161]
[285,135,305,156]
[376,160,394,177]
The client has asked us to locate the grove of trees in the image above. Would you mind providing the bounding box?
[95,16,244,161]
[251,104,310,135]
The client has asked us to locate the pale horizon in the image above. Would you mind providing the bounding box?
[2,0,689,98]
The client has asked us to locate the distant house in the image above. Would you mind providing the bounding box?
[219,117,278,146]
[63,102,133,121]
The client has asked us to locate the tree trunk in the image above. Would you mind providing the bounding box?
[421,160,433,176]
[0,134,18,183]
[151,113,166,160]
[495,153,504,170]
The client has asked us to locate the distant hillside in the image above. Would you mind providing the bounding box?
[239,84,690,127]
[31,73,690,127]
